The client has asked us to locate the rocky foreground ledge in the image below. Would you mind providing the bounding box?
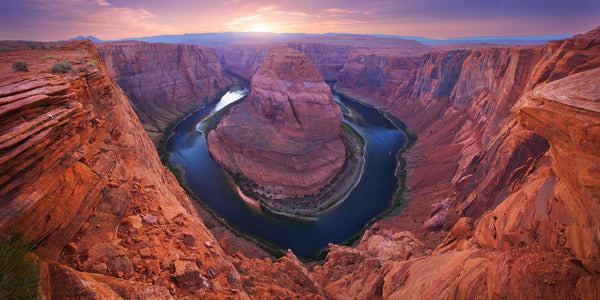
[207,47,361,215]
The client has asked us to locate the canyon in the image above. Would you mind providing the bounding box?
[0,25,598,299]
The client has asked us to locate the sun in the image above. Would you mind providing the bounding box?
[247,23,275,33]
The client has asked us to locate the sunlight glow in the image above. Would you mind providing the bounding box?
[247,23,276,33]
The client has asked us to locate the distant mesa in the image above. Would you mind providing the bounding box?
[68,35,103,43]
[207,47,347,196]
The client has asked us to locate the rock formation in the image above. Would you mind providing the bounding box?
[1,25,600,299]
[0,40,325,299]
[208,47,346,195]
[310,26,600,298]
[96,41,231,143]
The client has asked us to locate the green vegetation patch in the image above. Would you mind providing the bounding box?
[336,101,350,114]
[50,61,72,74]
[0,47,14,52]
[12,61,28,72]
[0,235,40,300]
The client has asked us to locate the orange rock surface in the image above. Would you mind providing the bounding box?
[208,47,346,195]
[311,26,600,299]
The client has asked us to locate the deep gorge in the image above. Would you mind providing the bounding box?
[166,85,406,258]
[0,26,598,298]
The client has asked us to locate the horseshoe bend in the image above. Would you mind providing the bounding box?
[1,7,600,300]
[207,47,367,216]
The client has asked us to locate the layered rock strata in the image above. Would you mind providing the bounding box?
[0,41,326,299]
[96,41,231,143]
[310,27,600,299]
[208,47,346,196]
[1,26,600,299]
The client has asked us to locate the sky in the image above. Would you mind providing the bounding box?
[0,0,599,41]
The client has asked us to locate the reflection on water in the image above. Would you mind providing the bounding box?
[167,88,406,258]
[214,88,249,112]
[194,88,248,132]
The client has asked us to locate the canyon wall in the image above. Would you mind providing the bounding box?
[217,43,354,82]
[333,45,544,247]
[216,36,426,82]
[96,41,231,143]
[0,40,327,299]
[1,27,599,299]
[311,27,600,298]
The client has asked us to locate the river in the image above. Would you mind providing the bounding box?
[166,88,406,258]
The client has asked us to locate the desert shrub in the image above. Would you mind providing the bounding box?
[43,55,55,60]
[12,61,28,72]
[87,59,97,67]
[0,46,14,52]
[50,61,72,74]
[0,235,40,300]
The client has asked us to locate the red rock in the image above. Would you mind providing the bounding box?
[173,260,205,289]
[219,237,231,255]
[139,247,153,258]
[182,234,196,247]
[145,260,161,277]
[142,214,157,224]
[2,28,600,300]
[208,47,346,195]
[422,213,448,231]
[96,41,231,144]
[91,263,108,275]
[83,243,134,278]
[0,41,251,299]
[42,261,173,299]
[125,215,142,230]
[65,242,78,253]
[313,28,600,299]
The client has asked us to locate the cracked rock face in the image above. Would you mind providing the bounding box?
[207,47,346,195]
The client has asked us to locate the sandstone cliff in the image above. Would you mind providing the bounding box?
[2,27,600,299]
[208,47,346,196]
[334,45,543,247]
[311,27,600,299]
[96,41,231,143]
[0,40,326,299]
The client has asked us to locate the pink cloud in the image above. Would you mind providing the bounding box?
[27,0,175,40]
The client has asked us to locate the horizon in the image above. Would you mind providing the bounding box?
[1,0,599,41]
[65,31,577,43]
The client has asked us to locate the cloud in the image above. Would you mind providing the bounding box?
[225,4,371,33]
[1,0,598,40]
[24,0,175,40]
